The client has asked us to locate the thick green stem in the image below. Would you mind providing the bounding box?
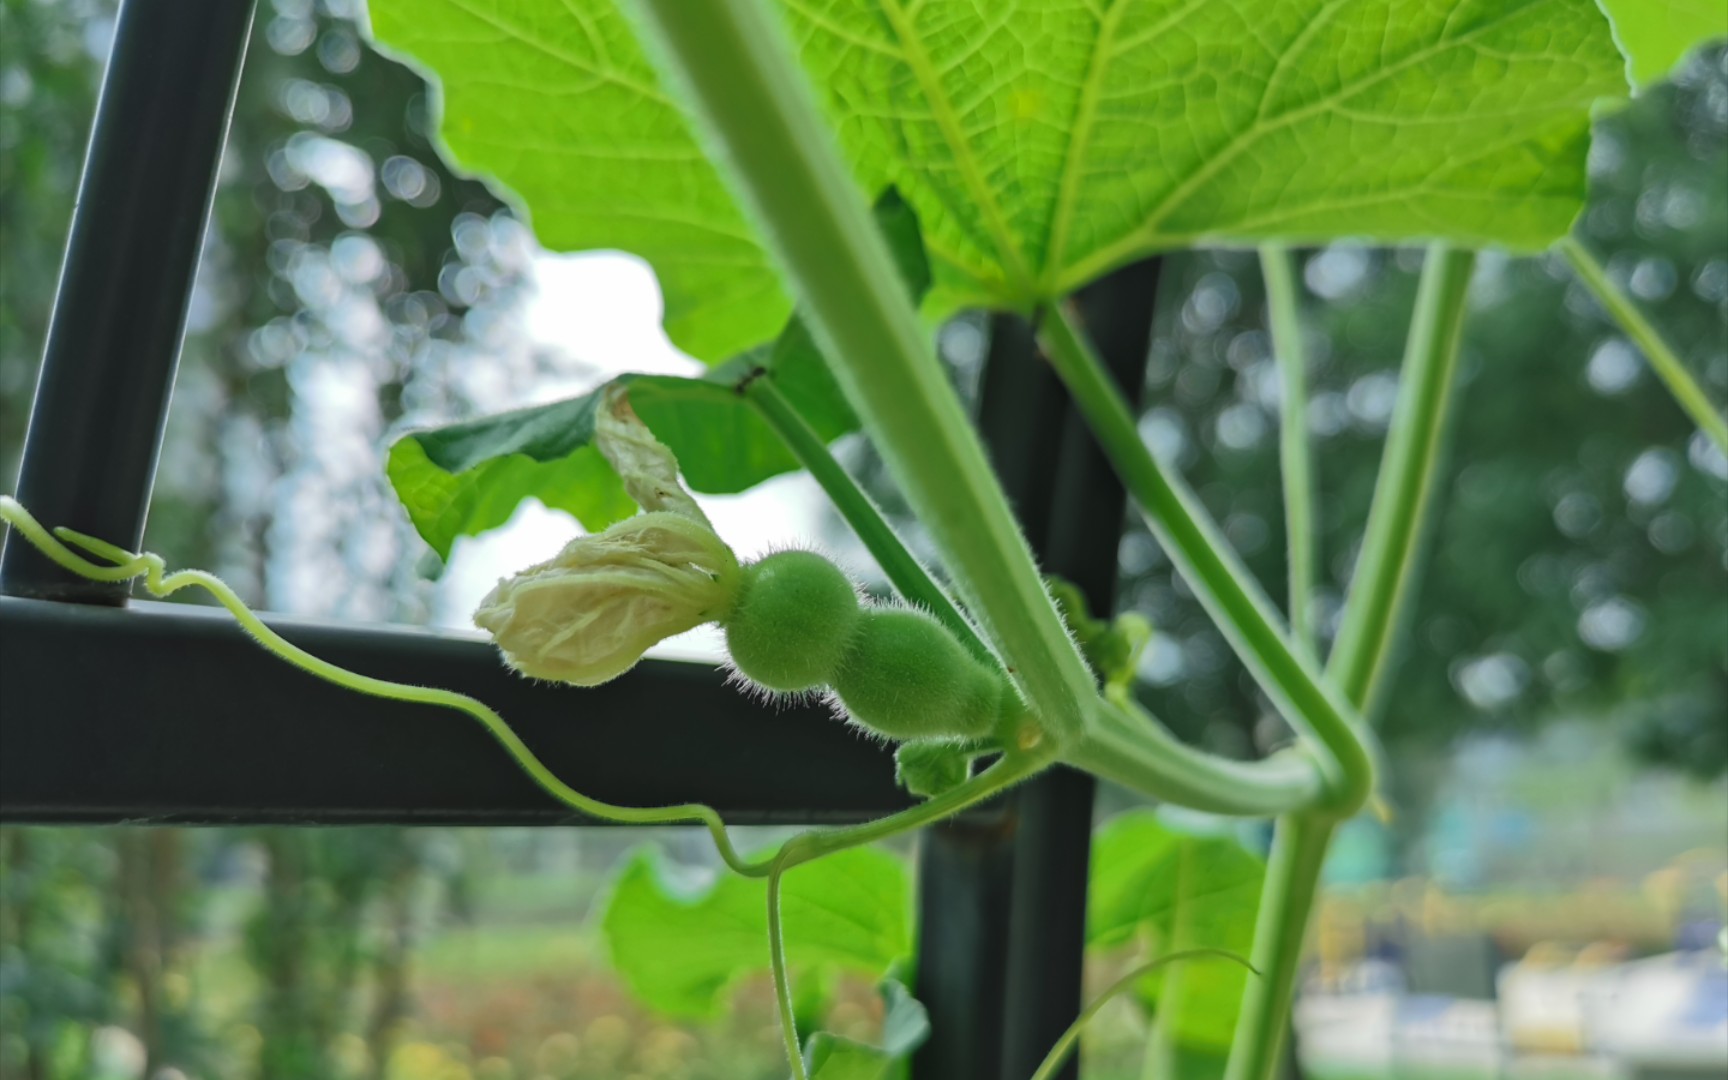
[1036,304,1374,812]
[1064,695,1327,817]
[744,376,990,664]
[1560,235,1727,453]
[1328,245,1476,716]
[1261,244,1318,656]
[1222,814,1334,1080]
[625,0,1099,748]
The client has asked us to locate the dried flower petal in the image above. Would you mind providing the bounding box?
[597,384,710,526]
[474,512,738,687]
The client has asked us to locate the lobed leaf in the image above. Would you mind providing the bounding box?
[1087,809,1265,1051]
[599,845,911,1020]
[369,0,1627,356]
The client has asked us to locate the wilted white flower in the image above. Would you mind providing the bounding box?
[474,512,739,686]
[474,387,737,686]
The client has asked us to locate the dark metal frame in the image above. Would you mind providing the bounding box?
[0,3,1157,1076]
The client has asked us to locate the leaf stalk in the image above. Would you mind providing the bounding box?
[1560,235,1727,453]
[1261,244,1318,656]
[1327,245,1477,716]
[624,0,1099,747]
[1035,303,1375,814]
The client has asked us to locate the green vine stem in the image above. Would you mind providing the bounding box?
[1227,243,1481,1080]
[624,0,1100,749]
[775,748,1049,870]
[767,856,808,1080]
[1029,948,1256,1080]
[1221,813,1335,1080]
[1261,244,1318,656]
[1560,235,1728,453]
[1035,303,1375,813]
[743,375,991,664]
[1327,245,1477,716]
[1066,694,1327,817]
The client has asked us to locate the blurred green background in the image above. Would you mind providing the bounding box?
[0,1,1723,1079]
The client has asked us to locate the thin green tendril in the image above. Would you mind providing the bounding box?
[1029,948,1257,1080]
[0,495,763,873]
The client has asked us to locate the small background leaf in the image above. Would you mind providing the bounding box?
[1087,810,1265,1053]
[804,978,930,1080]
[1597,0,1728,90]
[599,845,911,1020]
[386,194,926,558]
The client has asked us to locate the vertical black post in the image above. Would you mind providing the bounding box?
[0,0,256,603]
[913,259,1161,1080]
[913,315,1063,1080]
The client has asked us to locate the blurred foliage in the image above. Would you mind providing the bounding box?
[1086,811,1264,1061]
[0,0,107,488]
[1102,47,1728,801]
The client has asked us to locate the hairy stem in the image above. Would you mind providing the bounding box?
[624,0,1099,748]
[1560,235,1727,453]
[1064,694,1327,817]
[767,857,808,1080]
[1222,814,1335,1080]
[1030,948,1255,1080]
[1328,245,1476,716]
[777,748,1049,871]
[1261,244,1318,656]
[1036,303,1374,812]
[744,375,990,663]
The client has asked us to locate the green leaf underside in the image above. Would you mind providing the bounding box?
[385,195,924,559]
[600,845,911,1020]
[366,0,785,361]
[369,0,1625,349]
[1597,0,1727,90]
[1087,810,1265,1050]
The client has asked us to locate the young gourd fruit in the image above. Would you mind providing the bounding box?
[831,608,1003,742]
[724,550,860,692]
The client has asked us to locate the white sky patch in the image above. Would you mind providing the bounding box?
[433,250,827,665]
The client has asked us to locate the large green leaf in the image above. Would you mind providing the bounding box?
[1597,0,1727,90]
[365,0,784,361]
[1087,810,1264,1052]
[599,845,911,1020]
[387,193,926,559]
[368,0,1626,351]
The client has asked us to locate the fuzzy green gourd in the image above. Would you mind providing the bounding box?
[725,550,860,692]
[831,608,1003,742]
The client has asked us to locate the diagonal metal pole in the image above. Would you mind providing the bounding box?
[0,0,256,603]
[913,258,1161,1080]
